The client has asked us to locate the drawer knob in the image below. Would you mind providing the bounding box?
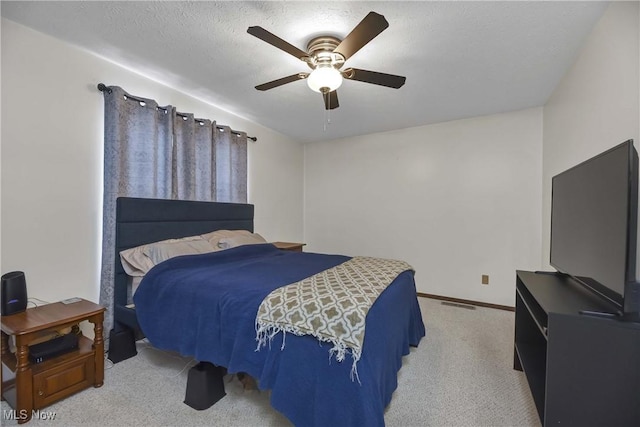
[38,390,44,396]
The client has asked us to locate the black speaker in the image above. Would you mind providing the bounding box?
[107,328,138,363]
[1,271,28,316]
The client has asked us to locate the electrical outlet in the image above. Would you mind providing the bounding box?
[482,275,489,285]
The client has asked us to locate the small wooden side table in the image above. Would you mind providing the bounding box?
[272,242,306,252]
[1,299,105,424]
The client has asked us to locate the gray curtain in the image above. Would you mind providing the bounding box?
[214,125,248,203]
[173,114,209,200]
[99,86,248,333]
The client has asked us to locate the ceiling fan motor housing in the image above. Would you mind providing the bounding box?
[306,36,345,70]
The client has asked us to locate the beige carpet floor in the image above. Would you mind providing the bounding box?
[1,297,539,426]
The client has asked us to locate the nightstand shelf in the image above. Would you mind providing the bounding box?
[1,299,105,424]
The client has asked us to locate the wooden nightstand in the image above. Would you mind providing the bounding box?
[1,299,105,424]
[272,242,306,252]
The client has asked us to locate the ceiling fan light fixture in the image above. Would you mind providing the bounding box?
[249,12,405,109]
[306,66,343,93]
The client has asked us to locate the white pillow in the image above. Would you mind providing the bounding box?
[120,246,155,277]
[200,229,254,248]
[143,238,215,265]
[119,235,214,276]
[218,232,267,249]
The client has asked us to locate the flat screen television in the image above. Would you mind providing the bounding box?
[550,139,640,318]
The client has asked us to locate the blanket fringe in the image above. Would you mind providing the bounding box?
[256,322,362,384]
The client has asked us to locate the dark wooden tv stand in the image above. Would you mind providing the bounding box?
[514,271,640,426]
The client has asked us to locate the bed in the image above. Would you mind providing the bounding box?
[111,197,425,427]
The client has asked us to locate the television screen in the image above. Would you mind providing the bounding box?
[550,140,638,310]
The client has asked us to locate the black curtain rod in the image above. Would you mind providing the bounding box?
[97,83,257,142]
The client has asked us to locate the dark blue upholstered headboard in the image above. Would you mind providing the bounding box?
[113,197,254,332]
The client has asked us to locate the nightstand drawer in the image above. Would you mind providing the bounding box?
[32,350,94,408]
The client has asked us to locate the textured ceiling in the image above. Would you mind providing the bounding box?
[2,1,608,143]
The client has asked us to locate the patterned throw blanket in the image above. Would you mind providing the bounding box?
[255,256,413,380]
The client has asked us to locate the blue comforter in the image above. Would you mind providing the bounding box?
[134,244,425,426]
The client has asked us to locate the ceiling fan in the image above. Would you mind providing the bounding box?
[247,12,406,110]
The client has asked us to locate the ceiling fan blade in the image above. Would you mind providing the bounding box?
[247,26,310,61]
[344,68,406,89]
[255,73,308,91]
[333,12,389,60]
[323,90,339,110]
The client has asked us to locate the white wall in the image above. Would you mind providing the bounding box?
[304,108,543,307]
[1,19,303,305]
[542,2,640,269]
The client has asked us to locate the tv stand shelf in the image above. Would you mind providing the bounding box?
[514,271,640,426]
